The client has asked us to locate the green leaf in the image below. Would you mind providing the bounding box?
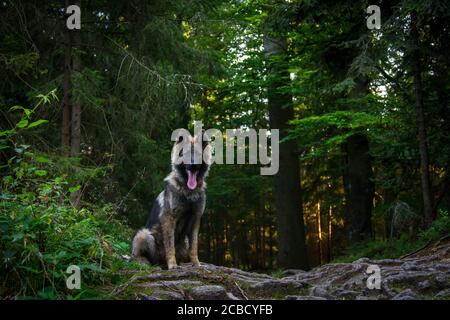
[27,119,48,129]
[16,119,29,128]
[14,144,30,154]
[9,105,24,112]
[12,233,24,242]
[37,287,56,300]
[35,170,48,177]
[79,263,105,273]
[3,250,15,259]
[36,155,51,163]
[3,175,14,184]
[69,185,81,193]
[0,129,15,137]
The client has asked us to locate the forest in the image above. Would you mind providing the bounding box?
[1,0,450,299]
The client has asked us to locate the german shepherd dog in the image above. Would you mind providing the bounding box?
[132,132,211,269]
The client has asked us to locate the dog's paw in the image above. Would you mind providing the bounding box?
[191,259,201,267]
[167,263,179,270]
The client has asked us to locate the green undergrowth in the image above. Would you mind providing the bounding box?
[0,166,135,299]
[0,97,138,299]
[334,210,450,263]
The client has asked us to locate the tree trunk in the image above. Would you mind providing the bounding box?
[254,210,260,269]
[341,73,374,245]
[263,35,308,270]
[62,3,72,154]
[71,31,81,157]
[204,215,211,262]
[268,224,274,269]
[70,0,81,157]
[261,202,266,269]
[343,133,374,244]
[327,205,332,262]
[410,12,433,226]
[316,202,323,265]
[70,7,82,208]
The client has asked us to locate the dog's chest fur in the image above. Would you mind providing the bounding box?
[146,172,206,240]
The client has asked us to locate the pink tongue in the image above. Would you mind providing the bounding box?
[187,171,197,190]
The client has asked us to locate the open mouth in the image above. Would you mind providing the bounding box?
[186,170,198,190]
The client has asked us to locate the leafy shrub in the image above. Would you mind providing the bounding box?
[419,210,450,242]
[0,94,132,299]
[334,210,450,263]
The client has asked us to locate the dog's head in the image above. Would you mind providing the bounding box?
[171,131,212,190]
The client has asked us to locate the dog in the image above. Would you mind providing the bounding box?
[132,131,212,269]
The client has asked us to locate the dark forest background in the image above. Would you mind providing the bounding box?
[1,0,450,298]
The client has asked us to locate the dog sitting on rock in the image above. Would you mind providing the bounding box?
[132,131,212,269]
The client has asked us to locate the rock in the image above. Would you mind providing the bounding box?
[417,280,431,290]
[334,289,359,299]
[113,241,450,300]
[282,269,307,277]
[342,279,365,291]
[402,261,418,271]
[435,275,450,287]
[434,288,450,299]
[148,280,203,288]
[309,286,333,299]
[434,263,450,271]
[191,285,227,300]
[285,295,326,300]
[138,293,160,300]
[151,290,185,300]
[249,279,306,294]
[373,258,402,265]
[226,292,240,300]
[392,289,418,300]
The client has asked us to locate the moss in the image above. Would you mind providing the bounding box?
[270,269,284,279]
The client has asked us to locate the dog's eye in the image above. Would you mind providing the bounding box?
[179,150,183,157]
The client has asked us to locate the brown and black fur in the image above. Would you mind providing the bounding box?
[132,133,211,269]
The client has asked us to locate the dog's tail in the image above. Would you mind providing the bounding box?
[132,228,157,264]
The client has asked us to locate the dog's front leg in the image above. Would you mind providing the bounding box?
[188,215,201,267]
[160,213,177,269]
[189,201,205,267]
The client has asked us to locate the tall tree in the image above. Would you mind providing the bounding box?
[343,132,374,243]
[409,11,433,225]
[69,2,82,207]
[343,73,374,243]
[263,34,308,269]
[70,25,81,156]
[291,0,376,245]
[62,0,72,155]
